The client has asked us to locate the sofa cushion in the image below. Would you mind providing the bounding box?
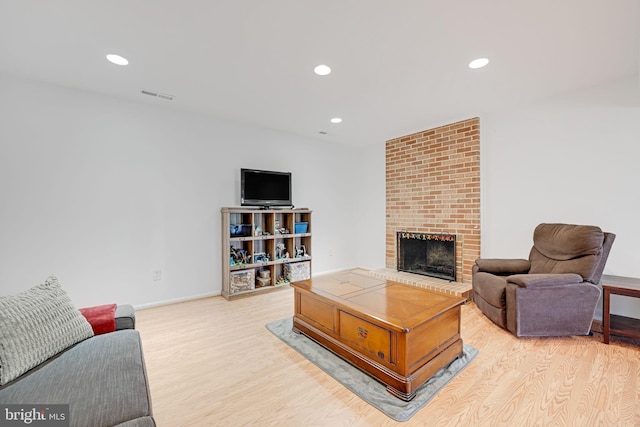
[0,276,94,385]
[0,330,154,427]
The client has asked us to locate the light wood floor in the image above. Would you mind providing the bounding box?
[135,286,640,427]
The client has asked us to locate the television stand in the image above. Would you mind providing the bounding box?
[221,207,312,300]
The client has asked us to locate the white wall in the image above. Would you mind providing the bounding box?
[5,70,637,319]
[0,73,386,308]
[352,140,387,271]
[482,76,640,318]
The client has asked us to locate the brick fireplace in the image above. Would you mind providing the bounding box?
[385,118,480,286]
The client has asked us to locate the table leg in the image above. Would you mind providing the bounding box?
[603,288,610,344]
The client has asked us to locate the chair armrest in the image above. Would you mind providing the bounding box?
[507,273,583,289]
[475,258,531,275]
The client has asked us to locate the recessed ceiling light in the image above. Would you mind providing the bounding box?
[314,64,331,76]
[468,58,489,69]
[106,54,129,66]
[330,118,342,124]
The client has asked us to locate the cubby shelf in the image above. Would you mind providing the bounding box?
[221,207,312,300]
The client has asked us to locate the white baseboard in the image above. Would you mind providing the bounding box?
[133,266,377,310]
[133,291,221,310]
[312,265,361,277]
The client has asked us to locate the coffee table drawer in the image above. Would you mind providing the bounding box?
[299,293,335,332]
[339,312,391,362]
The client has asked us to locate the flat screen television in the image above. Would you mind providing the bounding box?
[241,168,292,207]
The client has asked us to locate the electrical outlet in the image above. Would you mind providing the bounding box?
[152,270,162,281]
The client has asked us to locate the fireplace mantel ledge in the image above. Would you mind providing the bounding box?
[366,268,472,301]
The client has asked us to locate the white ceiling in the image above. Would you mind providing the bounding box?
[1,1,638,146]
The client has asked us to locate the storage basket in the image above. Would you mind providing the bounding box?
[230,269,255,294]
[294,222,308,234]
[285,261,310,282]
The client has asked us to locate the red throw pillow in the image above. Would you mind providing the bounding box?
[79,304,117,335]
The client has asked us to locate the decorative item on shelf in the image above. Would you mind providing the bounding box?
[295,245,307,258]
[256,277,271,287]
[275,275,289,286]
[258,269,270,279]
[230,246,251,266]
[294,222,308,234]
[253,252,270,263]
[254,226,262,236]
[230,224,251,237]
[276,227,290,235]
[276,243,288,260]
[256,268,271,287]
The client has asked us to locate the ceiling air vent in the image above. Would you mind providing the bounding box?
[141,89,175,101]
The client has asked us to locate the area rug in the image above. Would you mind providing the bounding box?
[266,317,478,422]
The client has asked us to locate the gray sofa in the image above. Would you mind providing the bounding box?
[0,304,155,427]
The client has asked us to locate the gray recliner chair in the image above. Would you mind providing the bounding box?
[472,223,615,337]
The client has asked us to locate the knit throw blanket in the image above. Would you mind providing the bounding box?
[79,304,117,335]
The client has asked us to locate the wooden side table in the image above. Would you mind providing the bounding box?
[602,275,640,344]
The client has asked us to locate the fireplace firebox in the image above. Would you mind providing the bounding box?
[397,232,456,281]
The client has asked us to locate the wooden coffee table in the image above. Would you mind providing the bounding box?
[291,270,465,401]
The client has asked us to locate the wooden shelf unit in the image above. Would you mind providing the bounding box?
[221,207,312,300]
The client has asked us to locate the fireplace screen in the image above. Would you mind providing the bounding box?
[397,232,456,281]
